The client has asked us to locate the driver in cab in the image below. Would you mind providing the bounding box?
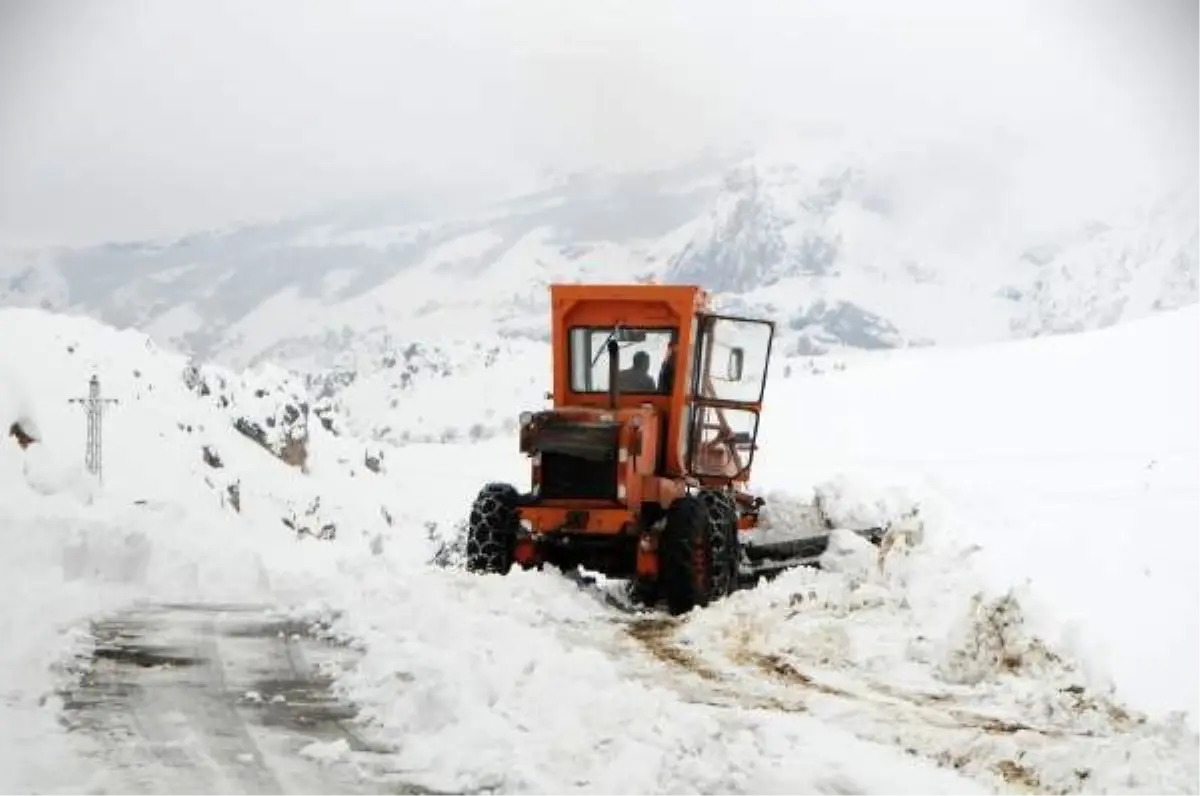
[616,351,659,393]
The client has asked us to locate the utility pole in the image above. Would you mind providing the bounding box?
[69,374,119,483]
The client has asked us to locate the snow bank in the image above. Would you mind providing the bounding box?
[0,306,416,557]
[682,478,1198,794]
[312,561,983,794]
[752,305,1200,725]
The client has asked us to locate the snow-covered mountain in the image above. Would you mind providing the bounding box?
[3,139,1195,377]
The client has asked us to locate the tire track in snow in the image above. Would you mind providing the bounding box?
[552,578,812,713]
[619,614,1059,792]
[621,617,810,713]
[624,618,723,682]
[612,608,1191,795]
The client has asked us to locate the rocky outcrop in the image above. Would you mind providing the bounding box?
[201,444,223,468]
[787,300,903,354]
[282,496,336,541]
[8,420,36,449]
[666,161,860,293]
[232,408,309,472]
[183,360,317,473]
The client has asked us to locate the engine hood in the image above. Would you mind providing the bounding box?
[518,406,657,460]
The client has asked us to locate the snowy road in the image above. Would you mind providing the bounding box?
[32,553,1200,795]
[58,603,432,795]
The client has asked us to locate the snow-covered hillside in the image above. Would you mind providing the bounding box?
[2,140,1195,374]
[1,300,1196,793]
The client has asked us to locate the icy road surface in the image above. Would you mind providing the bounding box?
[57,602,427,795]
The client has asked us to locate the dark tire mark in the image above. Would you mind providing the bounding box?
[625,618,724,682]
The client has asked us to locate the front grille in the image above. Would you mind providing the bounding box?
[540,450,618,500]
[530,418,621,501]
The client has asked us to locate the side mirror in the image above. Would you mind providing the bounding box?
[727,347,745,381]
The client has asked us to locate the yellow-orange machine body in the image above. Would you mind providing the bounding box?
[465,282,777,614]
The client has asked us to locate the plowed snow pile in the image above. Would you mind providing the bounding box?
[674,502,1197,794]
[312,561,985,794]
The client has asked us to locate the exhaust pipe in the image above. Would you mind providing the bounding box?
[607,338,619,408]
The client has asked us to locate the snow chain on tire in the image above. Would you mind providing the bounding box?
[465,482,519,574]
[697,488,740,599]
[660,489,740,616]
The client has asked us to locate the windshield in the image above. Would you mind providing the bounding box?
[569,326,677,394]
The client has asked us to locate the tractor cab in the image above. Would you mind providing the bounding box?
[546,283,774,486]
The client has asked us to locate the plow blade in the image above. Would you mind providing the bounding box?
[736,527,886,586]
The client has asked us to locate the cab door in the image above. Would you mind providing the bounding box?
[684,313,775,483]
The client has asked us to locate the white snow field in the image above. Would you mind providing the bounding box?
[1,302,1197,794]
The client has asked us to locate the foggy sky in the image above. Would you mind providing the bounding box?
[0,0,1195,247]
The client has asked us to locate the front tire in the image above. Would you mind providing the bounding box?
[465,482,519,574]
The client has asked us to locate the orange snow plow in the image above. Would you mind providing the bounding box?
[465,283,884,615]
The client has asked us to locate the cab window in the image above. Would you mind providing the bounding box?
[568,326,677,394]
[691,315,772,404]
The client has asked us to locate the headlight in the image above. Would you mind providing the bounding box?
[519,411,533,426]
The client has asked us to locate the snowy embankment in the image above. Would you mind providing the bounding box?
[1,303,1197,794]
[0,307,418,792]
[750,304,1200,725]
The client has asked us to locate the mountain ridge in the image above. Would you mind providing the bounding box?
[2,143,1195,375]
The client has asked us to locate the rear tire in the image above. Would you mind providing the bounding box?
[466,482,519,574]
[660,495,711,615]
[698,488,740,599]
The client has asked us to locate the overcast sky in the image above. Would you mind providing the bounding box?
[0,0,1194,246]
